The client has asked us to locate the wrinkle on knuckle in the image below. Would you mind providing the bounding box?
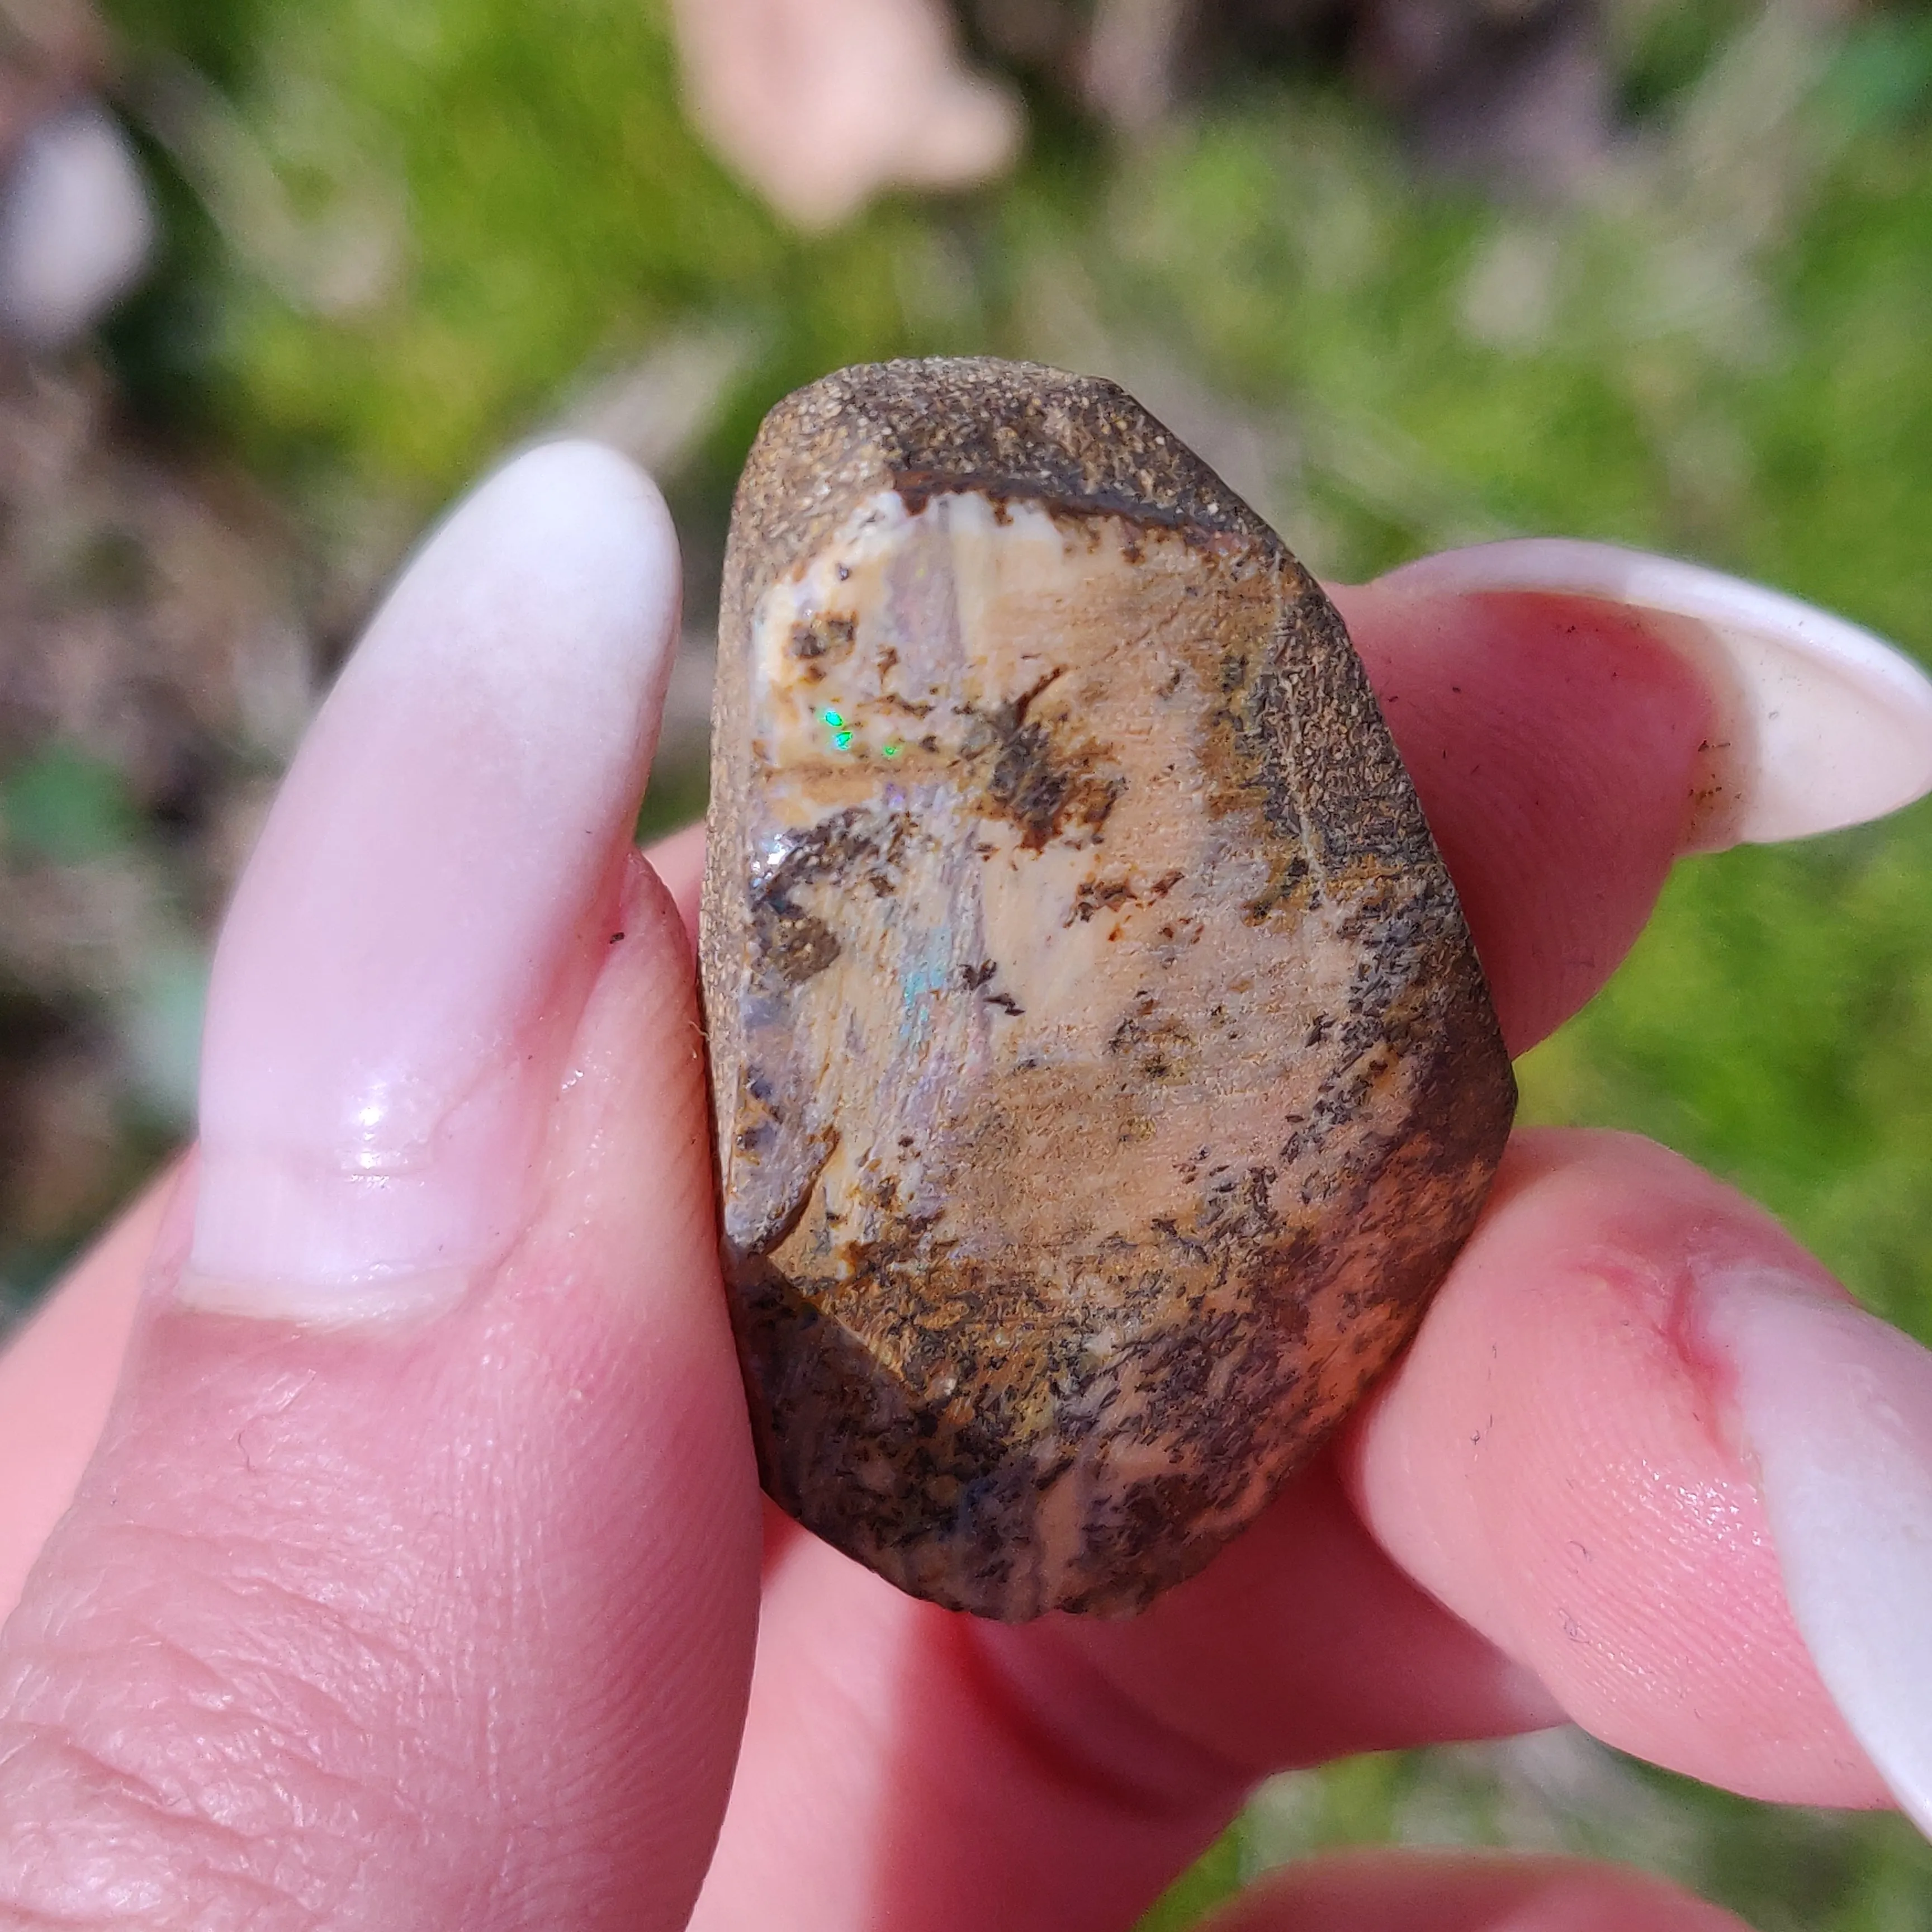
[0,1522,450,1929]
[0,1722,324,1930]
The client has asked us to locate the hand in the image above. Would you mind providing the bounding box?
[2,441,1929,1931]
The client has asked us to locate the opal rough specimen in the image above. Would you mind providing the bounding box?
[701,358,1515,1620]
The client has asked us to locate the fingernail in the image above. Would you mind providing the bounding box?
[183,441,681,1324]
[1695,1265,1932,1836]
[1377,539,1932,851]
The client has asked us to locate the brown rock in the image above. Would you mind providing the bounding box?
[701,358,1514,1620]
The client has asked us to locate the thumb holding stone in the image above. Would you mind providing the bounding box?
[0,444,761,1929]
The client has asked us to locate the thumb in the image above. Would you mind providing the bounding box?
[0,444,760,1929]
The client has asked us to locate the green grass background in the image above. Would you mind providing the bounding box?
[40,0,1932,1920]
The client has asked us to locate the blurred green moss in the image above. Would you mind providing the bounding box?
[102,0,1001,513]
[2,745,140,864]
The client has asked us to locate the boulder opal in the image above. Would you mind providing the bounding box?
[700,358,1515,1620]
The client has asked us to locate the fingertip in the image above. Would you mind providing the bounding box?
[1345,1128,1883,1806]
[1696,1265,1932,1837]
[190,437,685,1324]
[1379,539,1932,848]
[1331,584,1709,1053]
[1335,554,1931,1054]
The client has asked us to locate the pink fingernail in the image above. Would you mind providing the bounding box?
[1378,540,1932,852]
[1696,1266,1932,1836]
[183,442,681,1324]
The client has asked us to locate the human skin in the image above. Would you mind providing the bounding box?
[2,442,1931,1930]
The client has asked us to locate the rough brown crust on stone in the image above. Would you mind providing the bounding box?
[720,357,1269,626]
[702,357,1516,1620]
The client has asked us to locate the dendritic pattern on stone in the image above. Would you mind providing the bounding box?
[702,358,1516,1620]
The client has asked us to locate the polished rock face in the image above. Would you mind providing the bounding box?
[702,359,1514,1620]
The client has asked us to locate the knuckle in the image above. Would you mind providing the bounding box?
[0,1519,446,1929]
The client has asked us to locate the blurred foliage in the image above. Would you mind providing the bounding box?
[8,0,1930,1923]
[1615,0,1756,120]
[1,743,138,863]
[102,0,997,521]
[1147,1736,1932,1931]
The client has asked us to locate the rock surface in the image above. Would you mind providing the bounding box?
[701,358,1514,1619]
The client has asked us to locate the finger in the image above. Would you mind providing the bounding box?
[0,444,761,1930]
[1201,1849,1753,1931]
[0,820,710,1618]
[1345,1126,1905,1813]
[0,1161,178,1619]
[692,1457,1559,1931]
[1378,539,1932,846]
[1333,582,1703,1056]
[693,1137,1896,1932]
[1337,540,1932,1053]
